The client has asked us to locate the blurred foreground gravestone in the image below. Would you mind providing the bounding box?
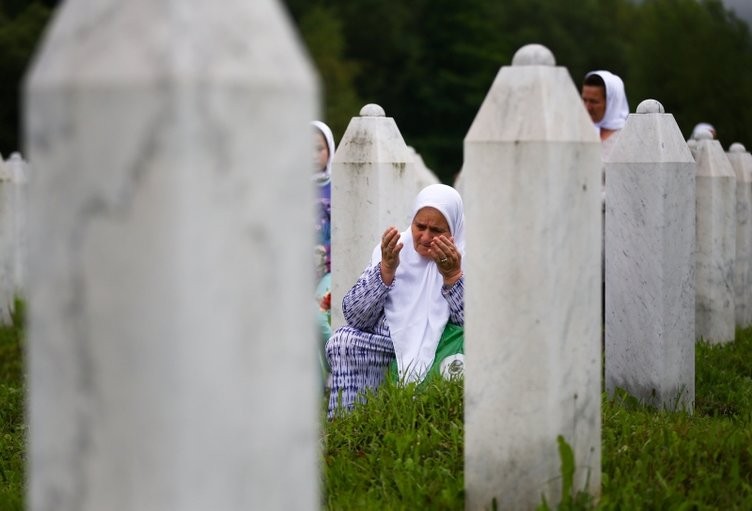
[24,1,319,510]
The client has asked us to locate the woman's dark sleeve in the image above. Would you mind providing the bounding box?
[342,263,392,331]
[442,274,465,326]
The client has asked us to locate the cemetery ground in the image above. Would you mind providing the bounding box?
[323,329,752,510]
[0,311,750,509]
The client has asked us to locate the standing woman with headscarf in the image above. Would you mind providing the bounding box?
[326,184,465,418]
[582,70,630,334]
[312,121,336,382]
[581,70,630,157]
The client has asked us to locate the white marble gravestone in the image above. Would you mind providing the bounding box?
[0,155,14,323]
[452,167,465,195]
[463,44,602,510]
[330,104,415,331]
[407,145,440,195]
[728,143,752,327]
[6,153,28,297]
[694,131,737,344]
[24,1,319,510]
[604,99,695,411]
[687,138,698,159]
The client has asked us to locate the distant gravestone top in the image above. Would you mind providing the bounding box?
[695,129,713,141]
[511,44,555,66]
[730,143,747,153]
[8,153,24,169]
[635,99,664,114]
[360,103,386,117]
[0,156,11,181]
[7,152,26,181]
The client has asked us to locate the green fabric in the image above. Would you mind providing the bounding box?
[388,323,464,384]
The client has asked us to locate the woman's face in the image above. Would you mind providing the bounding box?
[581,85,606,123]
[313,131,329,172]
[411,207,450,258]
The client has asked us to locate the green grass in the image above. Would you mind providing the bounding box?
[324,327,752,510]
[1,313,750,509]
[323,377,464,510]
[0,300,25,511]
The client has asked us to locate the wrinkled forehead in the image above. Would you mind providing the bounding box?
[413,206,450,229]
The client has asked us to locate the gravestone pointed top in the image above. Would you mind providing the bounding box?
[729,142,746,153]
[695,129,713,141]
[636,99,664,114]
[360,104,386,117]
[511,44,555,66]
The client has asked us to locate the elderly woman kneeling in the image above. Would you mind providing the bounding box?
[326,184,465,417]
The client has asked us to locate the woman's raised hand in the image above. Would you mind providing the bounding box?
[430,235,462,285]
[380,227,403,286]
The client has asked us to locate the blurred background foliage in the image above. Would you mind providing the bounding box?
[0,0,53,160]
[0,1,750,184]
[284,0,752,183]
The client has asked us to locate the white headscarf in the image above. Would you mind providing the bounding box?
[586,70,630,131]
[370,184,465,383]
[691,122,716,140]
[311,120,335,185]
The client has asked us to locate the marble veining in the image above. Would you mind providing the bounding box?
[604,106,695,411]
[728,145,752,328]
[463,44,602,510]
[330,105,415,331]
[24,1,319,510]
[694,138,736,343]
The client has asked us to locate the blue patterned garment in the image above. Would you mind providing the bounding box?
[326,262,464,418]
[315,180,331,280]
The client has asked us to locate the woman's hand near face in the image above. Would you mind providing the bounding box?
[429,235,462,285]
[380,227,403,286]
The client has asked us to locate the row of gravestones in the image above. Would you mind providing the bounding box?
[19,0,752,509]
[605,104,752,416]
[324,45,752,508]
[331,50,752,510]
[688,134,752,338]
